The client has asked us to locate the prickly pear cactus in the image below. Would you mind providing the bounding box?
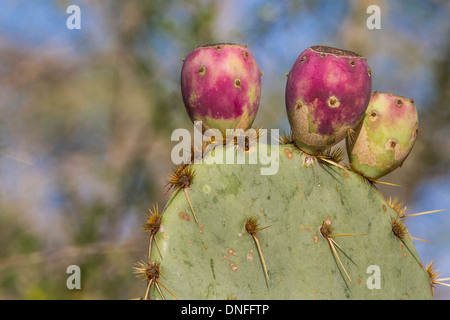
[133,43,446,300]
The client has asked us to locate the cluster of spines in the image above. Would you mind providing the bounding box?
[318,217,366,283]
[245,216,271,286]
[204,127,265,154]
[133,202,179,300]
[133,259,178,300]
[426,261,450,295]
[277,130,345,169]
[386,196,448,296]
[165,164,199,225]
[278,130,395,180]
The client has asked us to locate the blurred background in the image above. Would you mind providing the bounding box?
[0,0,449,299]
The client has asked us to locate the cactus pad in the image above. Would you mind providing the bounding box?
[142,143,433,300]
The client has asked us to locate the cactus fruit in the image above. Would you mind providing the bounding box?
[134,44,448,300]
[285,45,372,155]
[181,43,262,132]
[346,92,419,180]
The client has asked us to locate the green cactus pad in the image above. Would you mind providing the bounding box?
[145,143,433,300]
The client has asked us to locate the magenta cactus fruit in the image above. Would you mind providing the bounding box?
[181,43,262,132]
[285,45,372,155]
[347,92,419,180]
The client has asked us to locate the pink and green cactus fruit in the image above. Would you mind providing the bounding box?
[181,43,262,132]
[347,92,419,180]
[285,45,372,155]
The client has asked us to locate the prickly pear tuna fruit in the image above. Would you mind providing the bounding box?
[347,92,419,180]
[142,143,434,300]
[285,45,372,155]
[181,43,262,132]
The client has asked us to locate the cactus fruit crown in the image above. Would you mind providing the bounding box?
[309,45,363,58]
[198,43,248,48]
[134,44,448,300]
